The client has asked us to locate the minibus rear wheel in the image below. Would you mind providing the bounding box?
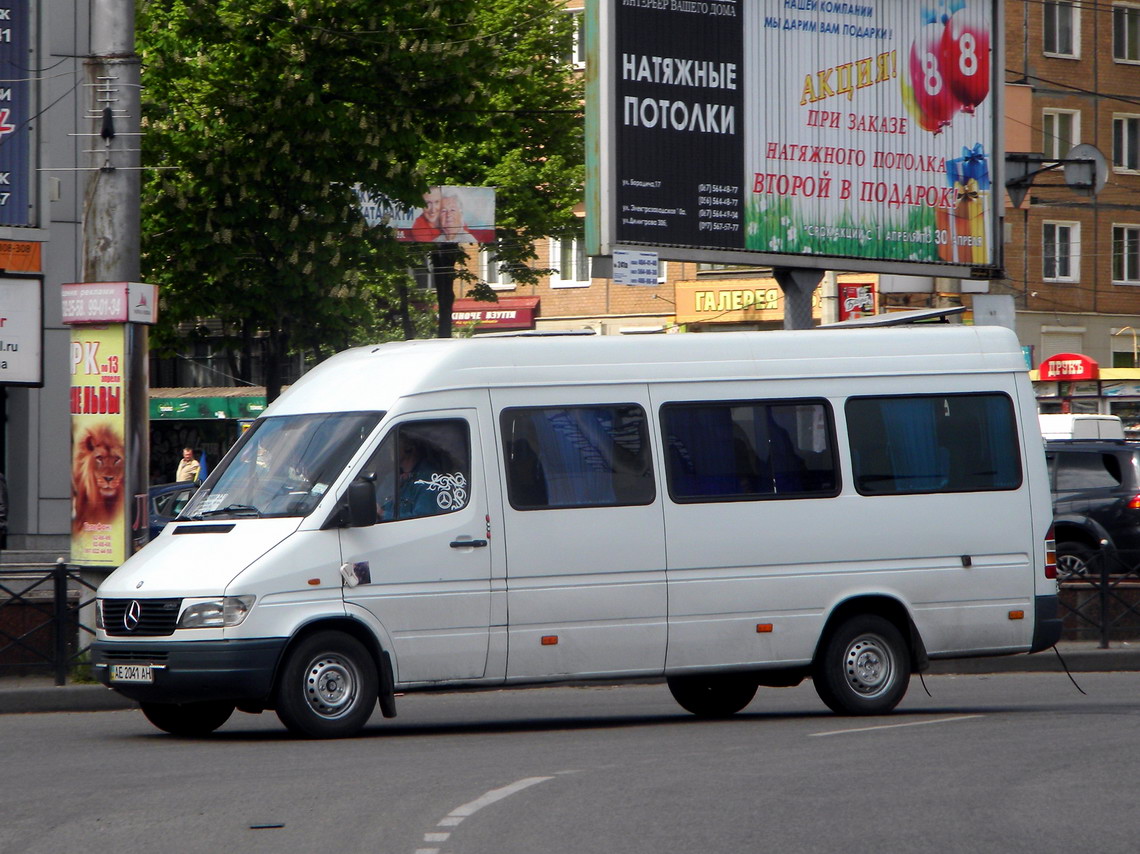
[812,614,910,715]
[140,700,235,737]
[666,673,758,717]
[275,631,379,738]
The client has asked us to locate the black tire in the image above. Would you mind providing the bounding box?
[1056,541,1096,580]
[275,631,378,739]
[666,673,758,718]
[812,614,910,716]
[140,700,235,737]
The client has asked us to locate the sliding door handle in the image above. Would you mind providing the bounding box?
[450,538,488,549]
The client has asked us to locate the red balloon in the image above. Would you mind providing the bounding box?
[908,23,960,134]
[941,8,990,113]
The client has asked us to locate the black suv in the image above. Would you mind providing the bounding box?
[1046,439,1140,578]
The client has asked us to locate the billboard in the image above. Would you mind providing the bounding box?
[356,185,496,244]
[0,0,32,227]
[0,275,42,386]
[589,0,1001,278]
[70,325,131,566]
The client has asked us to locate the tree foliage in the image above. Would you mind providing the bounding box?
[138,0,583,399]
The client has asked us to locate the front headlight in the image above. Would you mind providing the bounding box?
[177,595,255,629]
[95,599,104,630]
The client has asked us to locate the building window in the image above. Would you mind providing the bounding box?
[480,248,515,290]
[1111,328,1140,367]
[1043,222,1079,281]
[1043,110,1079,159]
[549,235,591,288]
[1044,1,1078,56]
[564,8,586,68]
[1115,4,1140,62]
[1114,225,1140,284]
[1113,115,1140,171]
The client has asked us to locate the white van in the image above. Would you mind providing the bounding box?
[91,327,1061,738]
[1038,413,1125,440]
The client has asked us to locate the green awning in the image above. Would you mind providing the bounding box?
[149,388,267,420]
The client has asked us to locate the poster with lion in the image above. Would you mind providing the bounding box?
[70,325,128,566]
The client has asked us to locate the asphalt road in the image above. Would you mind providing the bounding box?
[2,672,1138,854]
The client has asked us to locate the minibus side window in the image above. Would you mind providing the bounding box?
[501,405,654,509]
[846,393,1022,495]
[661,399,838,502]
[360,420,471,520]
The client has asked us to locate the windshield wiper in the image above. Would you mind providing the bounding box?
[193,504,263,519]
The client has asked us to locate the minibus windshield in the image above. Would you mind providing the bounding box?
[183,412,382,520]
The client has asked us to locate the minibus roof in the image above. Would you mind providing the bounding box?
[264,325,1026,417]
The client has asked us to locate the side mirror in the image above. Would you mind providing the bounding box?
[346,478,378,527]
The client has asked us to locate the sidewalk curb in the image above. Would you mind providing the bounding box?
[0,683,138,715]
[2,645,1138,715]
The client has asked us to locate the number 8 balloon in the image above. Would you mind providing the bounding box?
[908,22,961,134]
[941,7,990,114]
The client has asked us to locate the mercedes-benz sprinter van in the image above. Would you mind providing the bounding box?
[91,327,1060,737]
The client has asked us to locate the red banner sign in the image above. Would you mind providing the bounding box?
[451,297,539,330]
[1039,352,1099,382]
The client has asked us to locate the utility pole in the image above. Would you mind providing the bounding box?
[72,0,150,581]
[84,0,141,282]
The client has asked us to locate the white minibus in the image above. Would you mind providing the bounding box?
[91,326,1061,738]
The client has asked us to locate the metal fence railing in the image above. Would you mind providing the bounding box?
[1058,547,1140,648]
[0,561,99,685]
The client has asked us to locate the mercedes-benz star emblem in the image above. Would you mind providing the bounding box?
[123,600,142,633]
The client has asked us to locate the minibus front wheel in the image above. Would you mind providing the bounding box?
[812,614,910,715]
[275,631,379,738]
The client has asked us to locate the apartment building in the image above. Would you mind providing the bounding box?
[1006,1,1140,431]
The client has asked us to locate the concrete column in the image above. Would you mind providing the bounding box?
[773,267,823,330]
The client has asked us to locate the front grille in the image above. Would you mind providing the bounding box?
[102,598,182,637]
[99,649,171,663]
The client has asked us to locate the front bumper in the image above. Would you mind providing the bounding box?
[90,638,288,704]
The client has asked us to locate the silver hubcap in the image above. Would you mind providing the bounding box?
[844,634,893,698]
[303,653,359,719]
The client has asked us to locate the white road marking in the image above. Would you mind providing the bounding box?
[448,776,554,818]
[415,776,555,853]
[810,714,984,737]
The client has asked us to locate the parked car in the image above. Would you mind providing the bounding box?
[1046,439,1140,578]
[148,482,198,540]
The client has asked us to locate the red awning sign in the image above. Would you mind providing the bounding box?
[1038,352,1099,382]
[451,297,539,331]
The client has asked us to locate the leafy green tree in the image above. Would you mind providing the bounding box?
[139,0,582,399]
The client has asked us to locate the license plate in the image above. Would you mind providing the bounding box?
[109,664,154,684]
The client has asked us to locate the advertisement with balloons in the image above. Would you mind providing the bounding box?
[594,0,1001,275]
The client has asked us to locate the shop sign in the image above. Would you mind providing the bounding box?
[674,279,821,325]
[1038,353,1098,382]
[61,282,159,325]
[451,297,538,330]
[838,283,875,322]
